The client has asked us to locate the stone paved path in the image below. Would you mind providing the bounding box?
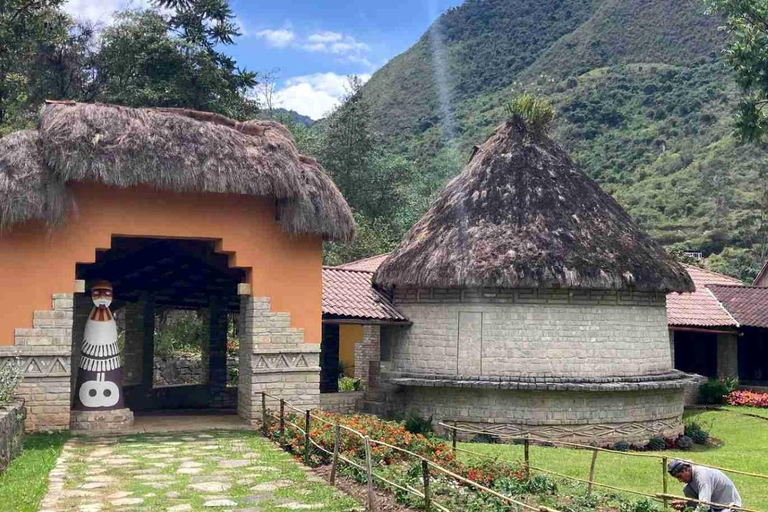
[39,431,362,512]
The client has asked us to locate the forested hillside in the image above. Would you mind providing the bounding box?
[361,0,767,280]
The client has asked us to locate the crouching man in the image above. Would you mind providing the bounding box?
[668,459,742,512]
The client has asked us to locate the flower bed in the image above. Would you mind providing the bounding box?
[268,410,662,512]
[727,389,768,408]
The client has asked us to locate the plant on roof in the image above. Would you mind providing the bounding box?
[505,93,556,138]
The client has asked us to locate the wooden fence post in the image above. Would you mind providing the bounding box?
[587,448,599,495]
[279,399,285,442]
[364,437,375,512]
[452,421,457,454]
[662,456,669,510]
[261,392,268,436]
[304,410,311,465]
[330,421,340,486]
[422,459,431,512]
[524,436,531,481]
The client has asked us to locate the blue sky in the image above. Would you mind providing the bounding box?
[63,0,463,119]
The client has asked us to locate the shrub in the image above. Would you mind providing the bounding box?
[684,421,709,445]
[403,415,433,435]
[338,376,361,392]
[526,473,557,495]
[612,441,630,452]
[727,389,768,408]
[620,498,662,512]
[699,378,738,405]
[675,435,694,451]
[506,93,556,137]
[470,433,499,444]
[646,436,666,451]
[0,358,22,404]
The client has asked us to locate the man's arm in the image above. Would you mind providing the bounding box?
[692,474,713,512]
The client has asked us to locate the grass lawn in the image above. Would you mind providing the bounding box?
[723,405,768,420]
[459,409,768,510]
[0,431,69,512]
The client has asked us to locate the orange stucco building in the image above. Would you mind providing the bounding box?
[0,102,355,431]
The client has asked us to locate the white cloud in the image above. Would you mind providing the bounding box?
[255,29,296,48]
[307,31,344,44]
[273,73,371,120]
[302,31,370,56]
[63,0,153,24]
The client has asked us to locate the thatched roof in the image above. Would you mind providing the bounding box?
[0,102,355,241]
[374,121,693,293]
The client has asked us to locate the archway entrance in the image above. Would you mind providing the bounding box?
[73,236,247,422]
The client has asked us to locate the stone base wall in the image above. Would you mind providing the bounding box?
[0,293,74,431]
[683,374,707,405]
[0,402,26,472]
[70,408,134,432]
[387,385,684,445]
[319,391,365,414]
[354,325,380,388]
[238,296,320,425]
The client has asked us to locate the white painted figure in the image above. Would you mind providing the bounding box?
[73,280,124,410]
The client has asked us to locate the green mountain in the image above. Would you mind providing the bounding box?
[362,0,767,280]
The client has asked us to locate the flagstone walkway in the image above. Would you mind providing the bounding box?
[39,431,362,512]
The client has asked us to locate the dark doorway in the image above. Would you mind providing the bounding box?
[320,324,340,393]
[74,236,246,413]
[739,327,768,384]
[674,330,718,377]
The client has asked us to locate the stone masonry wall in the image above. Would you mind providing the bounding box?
[0,402,25,472]
[397,386,684,444]
[354,325,380,388]
[0,293,74,431]
[319,391,364,414]
[717,333,739,379]
[238,296,320,425]
[390,288,671,379]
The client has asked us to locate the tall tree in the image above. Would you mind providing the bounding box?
[707,0,768,142]
[95,8,257,119]
[0,0,67,130]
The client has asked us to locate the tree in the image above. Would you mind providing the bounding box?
[95,9,257,119]
[0,0,67,130]
[707,0,768,142]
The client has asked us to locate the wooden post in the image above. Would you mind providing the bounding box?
[422,459,431,512]
[279,399,285,442]
[524,436,531,481]
[662,456,669,510]
[330,421,340,486]
[587,448,599,495]
[452,421,457,454]
[364,437,375,512]
[261,392,268,436]
[304,410,311,465]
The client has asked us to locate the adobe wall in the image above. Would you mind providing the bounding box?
[0,182,324,346]
[389,288,671,379]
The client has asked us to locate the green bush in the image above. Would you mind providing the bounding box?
[699,378,739,405]
[403,415,433,435]
[470,433,499,444]
[612,441,630,452]
[676,435,694,451]
[338,377,361,392]
[620,498,662,512]
[0,358,22,404]
[646,436,666,451]
[684,421,709,445]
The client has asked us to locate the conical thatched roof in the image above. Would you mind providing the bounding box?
[0,102,355,241]
[374,121,693,292]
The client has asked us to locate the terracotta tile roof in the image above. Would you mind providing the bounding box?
[755,261,768,286]
[322,267,408,322]
[708,285,768,329]
[335,253,390,272]
[666,265,742,328]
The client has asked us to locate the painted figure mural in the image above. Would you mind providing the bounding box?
[73,280,124,410]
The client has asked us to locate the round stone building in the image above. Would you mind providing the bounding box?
[373,115,695,444]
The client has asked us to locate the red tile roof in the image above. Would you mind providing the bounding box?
[322,267,407,322]
[335,253,390,272]
[708,285,768,329]
[666,265,742,328]
[755,261,768,287]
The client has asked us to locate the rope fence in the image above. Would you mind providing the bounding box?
[257,392,767,512]
[437,421,767,512]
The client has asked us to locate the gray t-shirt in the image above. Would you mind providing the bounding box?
[683,466,742,511]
